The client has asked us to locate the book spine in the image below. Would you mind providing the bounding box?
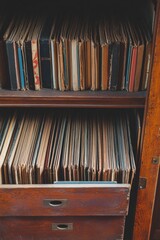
[125,45,132,91]
[85,40,91,90]
[0,41,9,89]
[71,40,79,91]
[6,41,18,90]
[40,39,52,88]
[18,46,25,90]
[79,41,85,90]
[134,45,144,91]
[101,45,109,91]
[25,41,34,90]
[50,40,58,89]
[31,39,41,90]
[62,39,69,90]
[110,43,120,90]
[76,42,81,91]
[129,47,137,92]
[141,42,152,90]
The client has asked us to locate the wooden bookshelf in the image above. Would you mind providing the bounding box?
[0,0,160,239]
[0,90,146,108]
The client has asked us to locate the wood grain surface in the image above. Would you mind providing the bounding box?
[133,1,160,239]
[0,89,146,108]
[0,185,130,217]
[0,216,125,240]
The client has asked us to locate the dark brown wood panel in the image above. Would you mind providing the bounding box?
[0,216,125,240]
[0,184,130,217]
[150,172,160,240]
[133,1,160,239]
[0,89,146,108]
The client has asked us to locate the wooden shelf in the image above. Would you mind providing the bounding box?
[0,89,146,108]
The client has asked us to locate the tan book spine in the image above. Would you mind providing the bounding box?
[141,42,152,90]
[134,45,144,91]
[101,45,109,90]
[57,41,65,91]
[71,40,79,91]
[85,40,91,89]
[91,41,96,90]
[79,41,85,90]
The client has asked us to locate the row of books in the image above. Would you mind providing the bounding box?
[0,10,152,92]
[0,110,138,184]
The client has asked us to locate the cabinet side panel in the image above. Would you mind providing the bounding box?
[133,1,160,239]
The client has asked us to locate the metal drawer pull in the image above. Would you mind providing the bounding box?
[52,223,73,231]
[43,199,67,207]
[49,200,63,206]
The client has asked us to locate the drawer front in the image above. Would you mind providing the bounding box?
[0,216,126,240]
[0,184,130,217]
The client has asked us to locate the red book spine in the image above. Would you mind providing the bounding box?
[129,47,137,92]
[31,40,41,90]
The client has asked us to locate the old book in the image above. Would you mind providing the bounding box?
[24,18,37,90]
[39,17,53,88]
[0,112,17,184]
[133,23,145,91]
[140,20,152,90]
[99,19,109,90]
[50,18,59,89]
[84,20,91,90]
[119,22,128,90]
[97,115,103,181]
[72,115,81,181]
[3,113,25,184]
[11,113,30,184]
[15,18,31,90]
[4,17,19,90]
[36,113,52,184]
[91,21,100,91]
[108,19,121,91]
[52,115,67,181]
[61,16,70,90]
[31,18,44,90]
[0,16,10,89]
[128,23,138,92]
[29,115,45,184]
[79,21,86,90]
[43,116,57,183]
[18,18,33,90]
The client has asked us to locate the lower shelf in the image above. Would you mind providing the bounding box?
[0,216,126,240]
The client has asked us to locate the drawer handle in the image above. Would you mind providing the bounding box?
[52,223,73,231]
[49,200,63,206]
[43,199,67,207]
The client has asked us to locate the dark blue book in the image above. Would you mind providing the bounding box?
[6,41,18,90]
[110,43,120,90]
[18,46,25,90]
[40,18,53,88]
[125,44,132,91]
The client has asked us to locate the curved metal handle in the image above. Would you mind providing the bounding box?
[52,223,73,231]
[49,200,63,207]
[43,199,67,207]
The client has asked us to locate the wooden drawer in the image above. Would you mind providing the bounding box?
[0,216,126,240]
[0,184,130,217]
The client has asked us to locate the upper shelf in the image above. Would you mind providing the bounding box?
[0,89,146,108]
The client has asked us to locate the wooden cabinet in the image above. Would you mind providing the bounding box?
[0,0,160,239]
